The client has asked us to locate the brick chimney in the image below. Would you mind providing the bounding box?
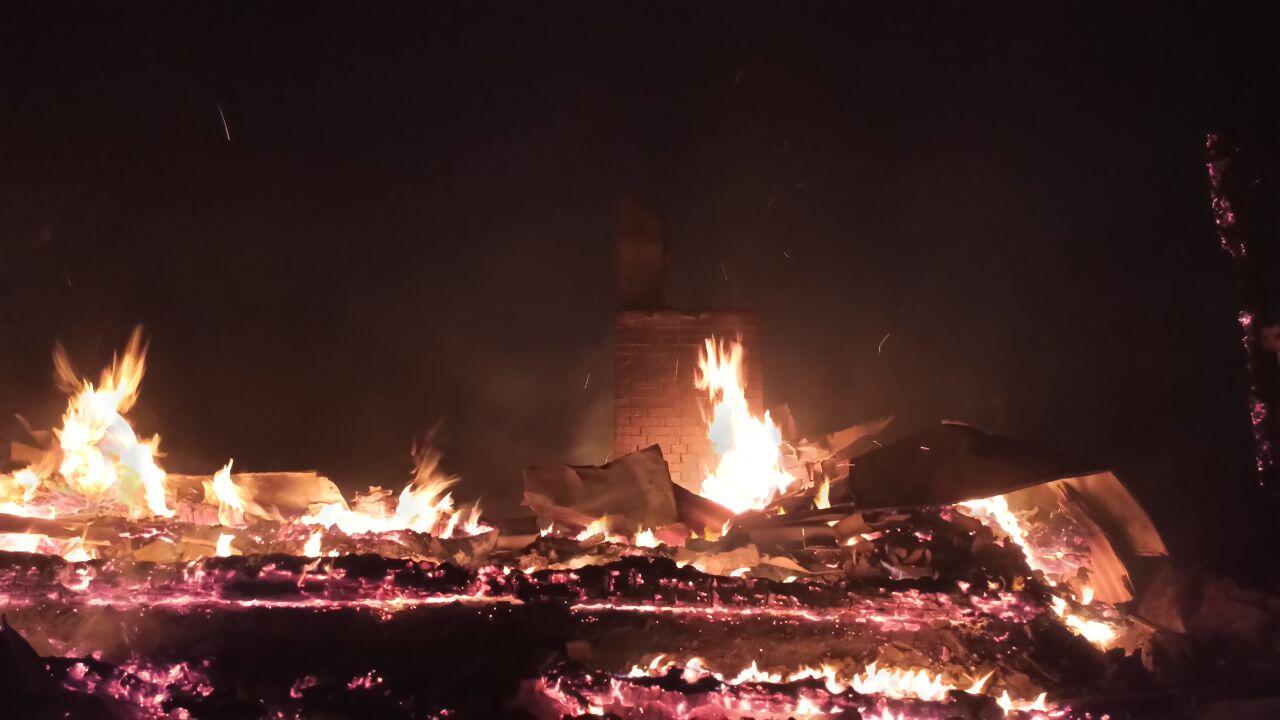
[612,197,762,492]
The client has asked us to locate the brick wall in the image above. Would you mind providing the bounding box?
[614,310,762,492]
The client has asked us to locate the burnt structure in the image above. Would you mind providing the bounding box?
[612,197,762,490]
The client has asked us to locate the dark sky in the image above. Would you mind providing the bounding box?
[1,3,1276,570]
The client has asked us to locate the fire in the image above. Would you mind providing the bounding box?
[302,530,323,557]
[1050,596,1117,646]
[52,328,172,518]
[0,468,40,504]
[814,477,831,509]
[627,655,1003,704]
[997,690,1050,713]
[0,532,49,554]
[61,536,95,562]
[301,444,487,539]
[208,460,246,526]
[844,662,951,701]
[215,533,236,557]
[574,517,611,542]
[695,337,794,513]
[959,495,1119,649]
[0,531,95,561]
[958,495,1039,574]
[633,528,659,547]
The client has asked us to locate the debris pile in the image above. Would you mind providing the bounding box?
[3,330,1279,719]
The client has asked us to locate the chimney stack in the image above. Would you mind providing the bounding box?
[612,195,762,492]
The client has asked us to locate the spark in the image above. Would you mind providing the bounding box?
[673,356,679,381]
[583,372,591,390]
[216,102,232,142]
[877,333,891,354]
[763,189,780,215]
[720,262,729,282]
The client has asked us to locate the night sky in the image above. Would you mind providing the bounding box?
[1,3,1276,571]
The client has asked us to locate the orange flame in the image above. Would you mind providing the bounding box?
[302,530,323,557]
[627,655,1000,704]
[0,468,40,505]
[208,460,246,526]
[215,533,236,557]
[695,338,793,513]
[633,528,659,548]
[814,478,831,509]
[51,328,172,518]
[301,444,487,539]
[959,494,1119,648]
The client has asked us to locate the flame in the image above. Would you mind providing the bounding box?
[301,444,487,539]
[626,655,1000,704]
[302,531,323,557]
[0,468,40,504]
[1050,595,1117,646]
[845,662,951,701]
[695,338,793,513]
[814,478,831,509]
[0,531,94,561]
[1,532,49,553]
[997,690,1050,713]
[574,517,615,542]
[61,536,95,562]
[51,328,172,518]
[960,495,1119,649]
[208,460,247,526]
[958,495,1038,573]
[967,670,994,694]
[633,528,659,548]
[215,533,235,557]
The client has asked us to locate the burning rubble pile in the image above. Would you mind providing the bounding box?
[2,330,1279,719]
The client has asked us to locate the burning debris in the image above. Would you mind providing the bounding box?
[3,330,1279,719]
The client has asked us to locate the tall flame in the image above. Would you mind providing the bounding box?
[695,337,793,513]
[52,328,172,518]
[209,460,246,526]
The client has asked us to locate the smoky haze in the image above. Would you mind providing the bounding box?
[0,3,1276,572]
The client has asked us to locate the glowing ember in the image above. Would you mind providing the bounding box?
[695,337,793,513]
